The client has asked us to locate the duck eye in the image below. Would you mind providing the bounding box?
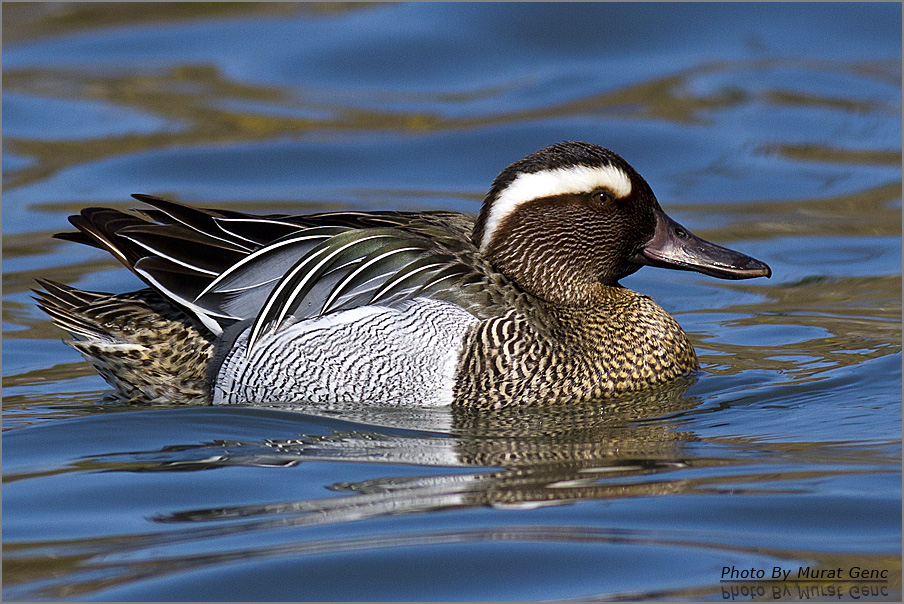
[591,190,613,206]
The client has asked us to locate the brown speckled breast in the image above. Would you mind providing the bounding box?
[453,286,698,407]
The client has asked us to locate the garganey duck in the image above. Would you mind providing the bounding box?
[36,141,771,407]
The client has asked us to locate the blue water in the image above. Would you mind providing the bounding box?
[3,3,901,601]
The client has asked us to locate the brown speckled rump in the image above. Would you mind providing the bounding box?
[35,282,214,403]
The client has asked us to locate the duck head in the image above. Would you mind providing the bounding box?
[472,141,771,305]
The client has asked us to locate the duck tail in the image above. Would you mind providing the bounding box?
[33,279,215,403]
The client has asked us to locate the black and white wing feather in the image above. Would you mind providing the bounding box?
[56,195,499,350]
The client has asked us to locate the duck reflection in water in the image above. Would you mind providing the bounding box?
[83,379,701,528]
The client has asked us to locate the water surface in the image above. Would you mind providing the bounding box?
[3,3,901,601]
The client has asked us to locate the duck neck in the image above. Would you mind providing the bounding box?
[525,278,623,309]
[517,283,634,341]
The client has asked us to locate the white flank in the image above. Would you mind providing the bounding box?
[479,163,632,250]
[214,297,478,407]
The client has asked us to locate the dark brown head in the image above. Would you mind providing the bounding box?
[472,142,770,305]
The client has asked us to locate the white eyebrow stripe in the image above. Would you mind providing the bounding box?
[479,164,632,251]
